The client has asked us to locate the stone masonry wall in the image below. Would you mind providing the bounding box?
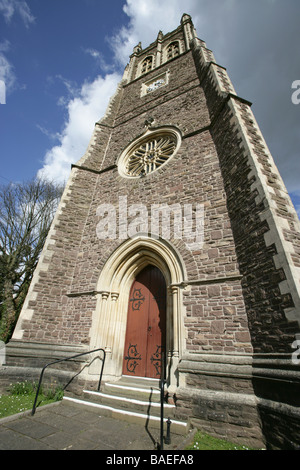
[17,168,99,344]
[63,51,252,353]
[189,35,300,449]
[13,49,253,356]
[211,100,298,352]
[191,38,300,353]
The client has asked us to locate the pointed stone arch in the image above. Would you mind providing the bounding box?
[89,235,186,389]
[137,55,154,78]
[164,41,181,62]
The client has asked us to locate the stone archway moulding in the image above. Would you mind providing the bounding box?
[89,235,186,388]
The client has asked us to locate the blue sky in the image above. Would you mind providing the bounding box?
[0,0,300,217]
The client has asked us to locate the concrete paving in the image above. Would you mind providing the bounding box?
[0,400,192,451]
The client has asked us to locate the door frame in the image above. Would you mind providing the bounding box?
[89,235,186,391]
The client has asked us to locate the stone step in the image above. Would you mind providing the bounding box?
[101,377,161,403]
[63,376,188,435]
[82,389,176,418]
[62,395,188,435]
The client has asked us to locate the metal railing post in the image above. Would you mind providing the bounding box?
[165,418,171,445]
[160,350,166,450]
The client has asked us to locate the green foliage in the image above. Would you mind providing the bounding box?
[9,380,37,395]
[0,178,63,343]
[0,394,39,418]
[185,430,263,451]
[0,380,64,418]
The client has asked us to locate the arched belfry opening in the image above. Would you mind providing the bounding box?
[89,236,186,390]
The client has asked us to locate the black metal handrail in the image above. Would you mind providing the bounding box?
[31,348,106,416]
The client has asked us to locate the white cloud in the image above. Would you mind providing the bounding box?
[36,125,60,142]
[36,0,235,184]
[37,73,121,183]
[0,40,16,93]
[290,192,300,221]
[37,1,200,185]
[37,0,300,201]
[111,0,197,66]
[0,0,35,28]
[83,48,113,73]
[54,74,79,106]
[0,1,34,97]
[292,201,300,221]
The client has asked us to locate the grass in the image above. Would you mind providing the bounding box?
[185,430,263,451]
[0,380,63,419]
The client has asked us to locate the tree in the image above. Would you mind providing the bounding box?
[0,178,64,342]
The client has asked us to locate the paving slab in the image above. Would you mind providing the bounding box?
[0,400,191,451]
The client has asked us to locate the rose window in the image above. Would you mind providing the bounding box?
[118,129,181,178]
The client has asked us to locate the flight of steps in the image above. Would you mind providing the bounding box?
[63,376,188,435]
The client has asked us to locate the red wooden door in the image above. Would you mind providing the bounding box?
[122,265,166,378]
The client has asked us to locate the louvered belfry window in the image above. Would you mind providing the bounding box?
[167,42,179,60]
[141,56,153,74]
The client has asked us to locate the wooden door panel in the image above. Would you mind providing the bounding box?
[122,265,166,378]
[146,266,166,377]
[122,277,148,376]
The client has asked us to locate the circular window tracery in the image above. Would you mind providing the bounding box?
[118,128,181,178]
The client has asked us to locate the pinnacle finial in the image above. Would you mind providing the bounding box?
[181,13,192,23]
[133,42,142,53]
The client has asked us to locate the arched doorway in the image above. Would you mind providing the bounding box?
[89,236,186,390]
[122,265,166,378]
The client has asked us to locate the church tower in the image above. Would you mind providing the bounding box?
[5,14,300,449]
